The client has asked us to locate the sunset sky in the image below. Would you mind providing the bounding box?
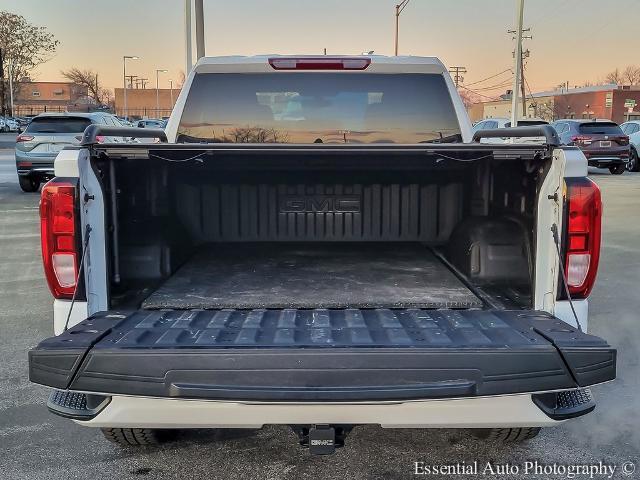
[2,0,639,96]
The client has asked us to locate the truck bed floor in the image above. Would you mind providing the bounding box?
[142,243,482,310]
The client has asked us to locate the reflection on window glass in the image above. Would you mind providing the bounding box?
[177,73,462,144]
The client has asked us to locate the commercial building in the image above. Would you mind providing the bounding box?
[470,84,640,124]
[13,81,89,116]
[114,88,179,119]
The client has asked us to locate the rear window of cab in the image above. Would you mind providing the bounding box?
[177,73,462,144]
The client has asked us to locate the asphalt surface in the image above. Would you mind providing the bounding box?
[0,146,638,480]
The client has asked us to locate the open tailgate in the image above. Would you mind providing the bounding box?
[29,309,615,402]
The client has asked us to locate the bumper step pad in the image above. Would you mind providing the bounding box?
[30,309,616,402]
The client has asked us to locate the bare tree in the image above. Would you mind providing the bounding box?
[226,126,289,143]
[457,88,481,109]
[61,68,112,105]
[176,70,186,89]
[623,65,640,86]
[605,68,623,85]
[0,10,59,114]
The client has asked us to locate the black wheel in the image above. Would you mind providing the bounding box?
[101,427,176,447]
[471,427,542,442]
[628,148,640,172]
[18,176,40,192]
[609,164,626,175]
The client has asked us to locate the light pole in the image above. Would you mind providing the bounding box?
[123,55,139,119]
[394,0,412,56]
[185,0,193,73]
[195,0,205,60]
[156,69,168,117]
[169,80,174,108]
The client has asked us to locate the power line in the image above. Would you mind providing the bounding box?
[465,68,512,87]
[472,80,513,92]
[449,66,467,88]
[459,85,503,101]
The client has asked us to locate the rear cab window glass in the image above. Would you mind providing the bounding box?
[178,73,462,144]
[26,117,92,134]
[578,123,623,135]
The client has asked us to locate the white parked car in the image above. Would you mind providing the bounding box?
[29,55,615,454]
[620,120,640,172]
[472,117,549,143]
[0,117,7,133]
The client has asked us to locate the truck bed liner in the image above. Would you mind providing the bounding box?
[142,243,482,310]
[29,309,616,401]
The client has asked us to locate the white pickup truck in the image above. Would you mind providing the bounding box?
[29,56,615,454]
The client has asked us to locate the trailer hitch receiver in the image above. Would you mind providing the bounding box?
[291,424,353,455]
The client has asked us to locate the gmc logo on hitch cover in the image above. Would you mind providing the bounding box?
[279,195,361,213]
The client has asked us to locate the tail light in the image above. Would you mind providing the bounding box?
[571,135,592,145]
[95,135,105,143]
[618,136,629,145]
[16,134,34,143]
[565,178,602,299]
[40,179,79,299]
[268,57,371,70]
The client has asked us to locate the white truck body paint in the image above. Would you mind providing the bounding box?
[78,149,109,315]
[53,299,87,335]
[53,148,82,177]
[555,299,589,332]
[79,394,561,429]
[534,149,565,313]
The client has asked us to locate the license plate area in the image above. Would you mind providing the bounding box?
[600,141,611,147]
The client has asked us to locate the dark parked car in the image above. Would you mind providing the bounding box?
[135,119,165,129]
[551,120,630,174]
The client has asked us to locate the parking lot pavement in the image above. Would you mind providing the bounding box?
[0,149,638,479]
[0,149,18,184]
[0,132,18,149]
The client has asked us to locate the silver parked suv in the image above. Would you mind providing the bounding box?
[15,112,125,192]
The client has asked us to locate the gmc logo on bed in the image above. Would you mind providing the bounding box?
[279,195,362,213]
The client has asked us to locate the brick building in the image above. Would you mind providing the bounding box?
[13,81,89,116]
[470,85,640,124]
[114,88,179,119]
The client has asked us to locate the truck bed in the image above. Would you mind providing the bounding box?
[142,243,482,310]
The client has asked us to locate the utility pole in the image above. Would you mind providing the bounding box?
[185,0,193,73]
[449,66,467,88]
[520,49,530,116]
[125,75,137,89]
[394,0,412,56]
[510,0,525,128]
[195,0,205,61]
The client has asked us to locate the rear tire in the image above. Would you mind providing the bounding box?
[101,428,176,447]
[471,427,542,442]
[18,176,40,192]
[628,148,640,172]
[609,164,626,175]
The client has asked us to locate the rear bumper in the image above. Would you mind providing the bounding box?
[15,149,55,176]
[584,154,629,167]
[75,393,565,429]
